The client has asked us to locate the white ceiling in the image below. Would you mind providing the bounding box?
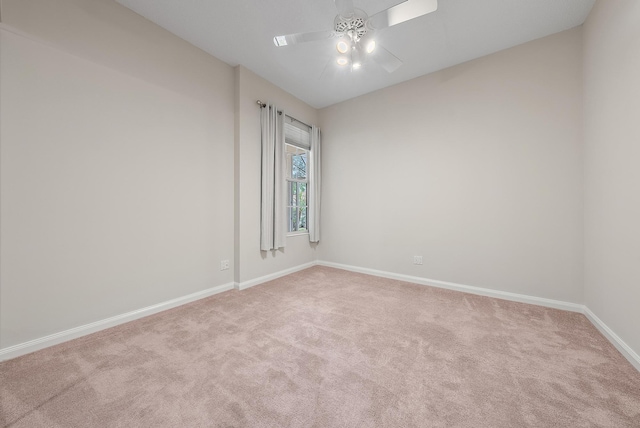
[115,0,595,108]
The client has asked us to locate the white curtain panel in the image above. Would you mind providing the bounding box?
[273,113,287,249]
[260,104,286,251]
[308,125,321,243]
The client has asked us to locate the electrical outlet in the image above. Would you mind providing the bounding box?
[220,259,230,270]
[413,256,423,265]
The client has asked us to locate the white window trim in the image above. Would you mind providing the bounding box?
[285,142,308,236]
[284,116,311,236]
[287,231,310,237]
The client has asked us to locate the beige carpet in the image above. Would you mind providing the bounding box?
[1,266,639,427]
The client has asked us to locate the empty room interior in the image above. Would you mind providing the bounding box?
[1,0,639,426]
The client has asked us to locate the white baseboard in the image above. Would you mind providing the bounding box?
[317,260,640,372]
[235,261,316,291]
[0,259,318,362]
[3,260,638,373]
[583,307,640,372]
[0,282,235,362]
[316,260,583,312]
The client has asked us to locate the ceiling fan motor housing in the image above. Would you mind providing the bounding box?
[334,9,369,41]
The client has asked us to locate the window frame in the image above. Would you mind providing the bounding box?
[285,143,309,236]
[283,115,312,237]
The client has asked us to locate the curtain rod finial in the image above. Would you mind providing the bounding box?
[257,100,266,108]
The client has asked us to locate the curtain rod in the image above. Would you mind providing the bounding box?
[256,100,312,129]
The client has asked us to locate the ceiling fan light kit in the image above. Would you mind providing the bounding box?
[336,39,350,54]
[366,39,376,54]
[273,0,438,75]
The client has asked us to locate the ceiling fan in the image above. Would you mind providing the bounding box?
[273,0,438,74]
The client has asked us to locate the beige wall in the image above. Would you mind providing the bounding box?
[583,0,640,356]
[319,28,584,303]
[235,66,319,284]
[0,0,235,348]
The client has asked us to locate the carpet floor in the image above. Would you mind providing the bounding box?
[1,266,639,427]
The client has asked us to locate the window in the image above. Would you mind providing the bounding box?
[284,117,311,234]
[286,144,308,233]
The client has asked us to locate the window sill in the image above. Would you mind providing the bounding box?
[287,231,309,237]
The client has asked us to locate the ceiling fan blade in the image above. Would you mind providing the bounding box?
[273,30,336,47]
[370,44,403,73]
[367,0,437,30]
[335,0,355,18]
